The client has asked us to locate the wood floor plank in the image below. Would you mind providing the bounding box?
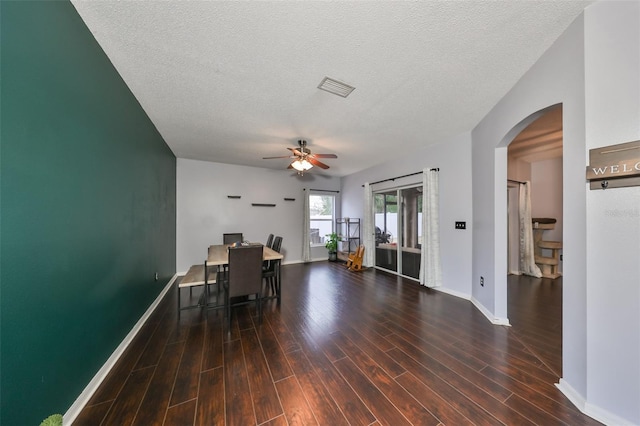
[260,414,289,426]
[235,304,256,330]
[295,331,377,425]
[331,331,440,425]
[258,314,294,381]
[71,400,112,426]
[133,342,184,426]
[170,321,205,406]
[196,367,225,426]
[387,347,507,426]
[480,365,601,426]
[336,325,405,378]
[384,331,514,403]
[263,309,300,354]
[333,356,413,426]
[101,366,155,425]
[165,399,196,426]
[223,338,255,425]
[202,310,225,371]
[275,376,318,425]
[240,328,283,423]
[87,320,156,405]
[71,264,601,426]
[394,371,475,426]
[135,314,177,370]
[285,349,349,425]
[382,312,489,373]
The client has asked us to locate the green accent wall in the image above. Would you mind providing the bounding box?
[1,2,177,424]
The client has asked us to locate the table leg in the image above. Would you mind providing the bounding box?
[276,259,281,302]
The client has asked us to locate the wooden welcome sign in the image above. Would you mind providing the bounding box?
[586,140,640,189]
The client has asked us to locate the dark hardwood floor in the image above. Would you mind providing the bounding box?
[73,262,600,425]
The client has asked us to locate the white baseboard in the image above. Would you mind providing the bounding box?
[282,258,330,265]
[63,274,177,425]
[470,296,511,326]
[556,379,632,425]
[434,286,471,301]
[432,287,511,326]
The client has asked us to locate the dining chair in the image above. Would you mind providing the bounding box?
[222,244,264,328]
[223,233,243,244]
[263,236,282,296]
[265,233,274,249]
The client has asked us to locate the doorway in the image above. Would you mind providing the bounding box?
[373,185,423,280]
[506,105,564,374]
[506,105,563,278]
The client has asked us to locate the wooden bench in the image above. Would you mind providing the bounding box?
[177,264,219,315]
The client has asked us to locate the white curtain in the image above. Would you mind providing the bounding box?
[420,168,442,287]
[302,189,311,262]
[518,182,542,277]
[363,183,375,268]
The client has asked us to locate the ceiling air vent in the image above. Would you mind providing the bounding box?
[317,77,355,98]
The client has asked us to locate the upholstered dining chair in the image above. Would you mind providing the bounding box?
[265,233,274,249]
[223,233,243,244]
[263,236,282,296]
[222,244,264,328]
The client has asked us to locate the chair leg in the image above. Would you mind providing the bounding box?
[177,284,181,320]
[225,289,231,329]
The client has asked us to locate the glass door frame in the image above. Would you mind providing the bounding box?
[373,183,422,281]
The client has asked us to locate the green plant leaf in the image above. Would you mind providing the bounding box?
[40,414,63,426]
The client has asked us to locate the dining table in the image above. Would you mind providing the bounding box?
[206,243,284,301]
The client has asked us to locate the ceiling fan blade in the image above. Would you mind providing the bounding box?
[308,157,330,169]
[263,155,294,159]
[287,147,304,156]
[311,153,338,158]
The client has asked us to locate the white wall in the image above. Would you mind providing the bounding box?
[470,1,639,423]
[584,2,640,423]
[176,159,341,272]
[531,157,563,244]
[507,157,532,182]
[341,132,473,299]
[472,3,587,385]
[531,158,563,273]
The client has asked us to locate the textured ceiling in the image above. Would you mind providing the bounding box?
[71,1,590,177]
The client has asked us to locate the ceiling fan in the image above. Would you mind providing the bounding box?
[263,140,337,174]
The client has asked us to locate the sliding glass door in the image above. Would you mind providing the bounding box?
[374,191,397,272]
[374,185,422,280]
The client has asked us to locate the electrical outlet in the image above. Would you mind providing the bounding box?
[480,276,484,287]
[455,221,466,230]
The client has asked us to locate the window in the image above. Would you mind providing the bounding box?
[309,194,335,246]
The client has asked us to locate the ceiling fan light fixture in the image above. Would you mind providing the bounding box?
[317,77,355,98]
[291,158,313,171]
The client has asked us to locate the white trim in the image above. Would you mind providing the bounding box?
[283,258,328,265]
[470,296,511,326]
[63,274,178,425]
[434,286,471,301]
[556,379,631,426]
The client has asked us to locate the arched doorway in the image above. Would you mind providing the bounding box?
[503,104,564,376]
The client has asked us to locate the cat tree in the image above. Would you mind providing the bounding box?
[532,218,562,279]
